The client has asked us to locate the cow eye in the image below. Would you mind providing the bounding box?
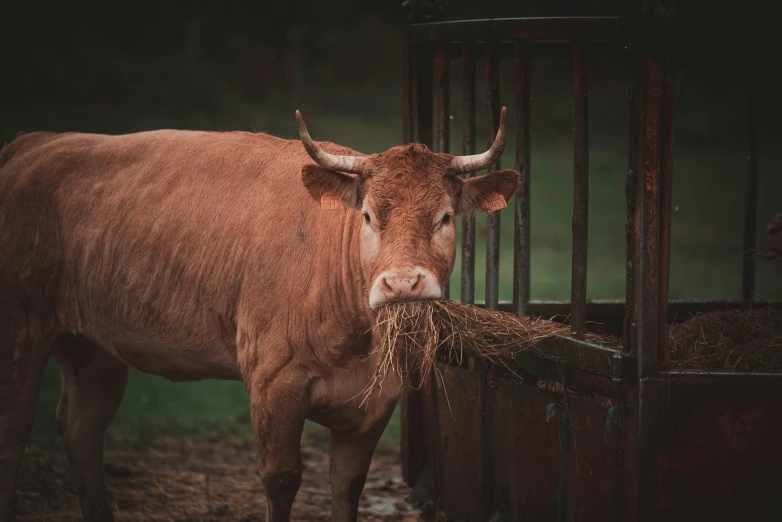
[363,213,371,224]
[442,214,452,225]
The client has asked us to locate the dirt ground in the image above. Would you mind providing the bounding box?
[14,437,423,521]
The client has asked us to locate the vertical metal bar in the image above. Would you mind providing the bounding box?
[436,44,450,155]
[742,78,759,302]
[485,40,501,310]
[401,38,432,489]
[400,25,415,487]
[657,65,676,368]
[624,46,641,353]
[436,43,451,299]
[635,49,669,522]
[513,40,532,317]
[461,43,477,305]
[571,40,589,333]
[414,45,434,148]
[482,39,500,519]
[637,52,664,379]
[402,24,413,145]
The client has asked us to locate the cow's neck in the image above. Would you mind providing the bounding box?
[325,210,376,352]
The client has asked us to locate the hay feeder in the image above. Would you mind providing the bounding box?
[397,15,782,522]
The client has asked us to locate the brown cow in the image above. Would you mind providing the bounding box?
[0,108,519,522]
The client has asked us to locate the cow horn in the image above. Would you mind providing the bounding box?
[296,110,366,175]
[448,106,507,174]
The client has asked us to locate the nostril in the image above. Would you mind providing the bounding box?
[381,277,395,295]
[410,274,422,293]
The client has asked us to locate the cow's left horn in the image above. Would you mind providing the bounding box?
[296,110,366,175]
[448,106,507,174]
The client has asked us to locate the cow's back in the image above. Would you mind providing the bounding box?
[0,129,363,379]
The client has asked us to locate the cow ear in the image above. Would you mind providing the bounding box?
[457,169,521,215]
[301,165,362,211]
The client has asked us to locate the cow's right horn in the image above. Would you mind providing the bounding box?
[296,110,366,175]
[448,106,507,174]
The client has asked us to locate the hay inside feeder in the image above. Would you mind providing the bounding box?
[668,307,782,371]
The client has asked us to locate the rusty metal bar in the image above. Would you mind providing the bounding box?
[414,45,433,148]
[479,298,782,321]
[481,39,500,519]
[402,25,413,144]
[436,44,450,154]
[571,40,589,333]
[436,43,451,299]
[434,41,633,62]
[401,38,431,489]
[742,78,759,302]
[513,40,532,317]
[624,47,642,353]
[637,52,664,379]
[485,41,501,310]
[411,16,640,43]
[657,65,676,368]
[663,369,782,381]
[461,43,477,305]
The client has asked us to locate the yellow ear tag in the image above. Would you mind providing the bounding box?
[484,193,507,212]
[321,192,344,210]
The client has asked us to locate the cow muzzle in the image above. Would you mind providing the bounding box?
[368,267,442,308]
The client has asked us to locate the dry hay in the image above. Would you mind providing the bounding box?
[368,299,615,400]
[369,300,782,399]
[668,307,782,371]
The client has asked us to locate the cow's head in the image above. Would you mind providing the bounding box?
[296,108,520,309]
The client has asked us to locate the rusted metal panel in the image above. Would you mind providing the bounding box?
[434,364,483,522]
[484,375,564,520]
[436,43,451,299]
[485,40,501,311]
[657,64,676,368]
[571,40,590,334]
[460,42,477,305]
[639,376,782,522]
[498,351,624,400]
[410,17,640,43]
[401,378,427,486]
[742,79,759,302]
[564,399,622,521]
[513,40,532,317]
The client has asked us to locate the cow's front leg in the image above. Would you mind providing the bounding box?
[328,394,398,522]
[245,366,308,522]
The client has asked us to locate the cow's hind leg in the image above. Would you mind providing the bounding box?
[0,323,53,522]
[53,335,128,522]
